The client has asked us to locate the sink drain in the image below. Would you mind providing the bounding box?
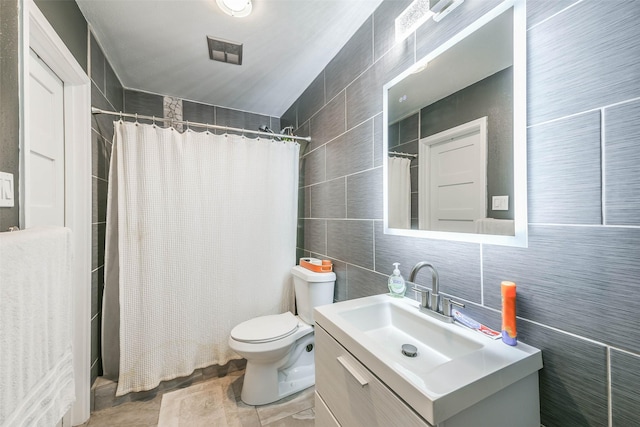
[401,344,418,357]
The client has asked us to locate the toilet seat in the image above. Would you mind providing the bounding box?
[230,312,299,343]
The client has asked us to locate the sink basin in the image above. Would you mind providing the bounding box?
[339,300,483,378]
[314,294,543,425]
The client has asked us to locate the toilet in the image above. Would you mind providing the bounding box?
[228,265,336,405]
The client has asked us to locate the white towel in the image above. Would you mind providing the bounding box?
[0,227,75,427]
[474,218,515,236]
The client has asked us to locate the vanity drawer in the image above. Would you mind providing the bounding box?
[315,326,431,427]
[315,391,341,427]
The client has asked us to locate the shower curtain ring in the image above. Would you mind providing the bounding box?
[186,120,189,131]
[152,116,156,126]
[118,111,123,122]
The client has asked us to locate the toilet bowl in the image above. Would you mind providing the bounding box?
[228,265,335,405]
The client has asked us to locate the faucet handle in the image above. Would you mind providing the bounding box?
[442,297,465,317]
[411,284,431,309]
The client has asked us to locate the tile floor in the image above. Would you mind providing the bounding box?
[82,369,315,426]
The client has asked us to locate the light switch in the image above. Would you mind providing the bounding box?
[492,195,508,211]
[0,171,15,207]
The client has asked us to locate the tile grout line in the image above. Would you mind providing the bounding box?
[528,222,640,230]
[301,165,382,190]
[600,107,607,226]
[371,220,376,272]
[607,346,613,427]
[302,115,376,161]
[528,94,640,130]
[527,0,585,31]
[344,175,348,222]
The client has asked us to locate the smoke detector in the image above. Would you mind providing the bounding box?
[207,36,243,65]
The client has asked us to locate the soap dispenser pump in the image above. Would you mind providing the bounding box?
[388,262,406,297]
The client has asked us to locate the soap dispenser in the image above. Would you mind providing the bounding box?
[388,262,406,297]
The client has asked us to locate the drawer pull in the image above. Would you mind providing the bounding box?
[337,356,369,387]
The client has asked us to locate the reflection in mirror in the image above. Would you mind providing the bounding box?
[383,0,527,246]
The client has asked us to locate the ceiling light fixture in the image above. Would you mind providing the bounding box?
[216,0,252,18]
[395,0,464,41]
[395,0,434,41]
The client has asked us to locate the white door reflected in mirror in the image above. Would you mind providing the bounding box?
[418,117,487,233]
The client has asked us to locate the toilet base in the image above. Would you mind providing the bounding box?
[240,334,315,405]
[276,356,315,400]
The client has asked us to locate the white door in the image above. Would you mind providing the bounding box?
[419,117,487,232]
[28,48,69,426]
[24,2,92,422]
[28,48,65,227]
[429,132,482,232]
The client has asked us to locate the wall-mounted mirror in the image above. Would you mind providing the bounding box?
[383,0,527,246]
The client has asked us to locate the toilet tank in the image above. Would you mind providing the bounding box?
[291,265,336,324]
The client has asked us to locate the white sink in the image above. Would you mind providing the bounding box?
[314,294,543,425]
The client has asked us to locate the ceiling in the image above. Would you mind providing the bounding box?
[76,0,385,118]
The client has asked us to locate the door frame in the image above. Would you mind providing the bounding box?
[418,116,487,231]
[20,0,92,424]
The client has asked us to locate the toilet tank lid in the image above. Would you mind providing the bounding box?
[291,265,336,282]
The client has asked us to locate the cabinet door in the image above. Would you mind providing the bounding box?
[315,326,432,427]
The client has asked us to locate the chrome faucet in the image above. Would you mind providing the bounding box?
[409,262,441,312]
[409,261,464,322]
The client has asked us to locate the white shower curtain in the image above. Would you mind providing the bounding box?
[387,157,411,229]
[104,121,299,396]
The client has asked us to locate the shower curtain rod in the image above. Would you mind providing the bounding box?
[91,107,311,142]
[388,151,418,158]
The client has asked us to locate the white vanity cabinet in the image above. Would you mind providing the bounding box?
[315,325,432,427]
[313,295,543,427]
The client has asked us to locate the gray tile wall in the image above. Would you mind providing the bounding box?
[283,1,640,426]
[90,32,123,385]
[123,93,280,137]
[34,0,88,72]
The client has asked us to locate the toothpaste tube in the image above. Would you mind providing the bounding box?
[452,309,501,340]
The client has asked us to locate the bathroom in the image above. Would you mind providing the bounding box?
[1,0,639,426]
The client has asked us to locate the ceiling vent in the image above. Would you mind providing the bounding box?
[207,36,243,65]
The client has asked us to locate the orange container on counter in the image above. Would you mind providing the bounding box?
[501,281,517,346]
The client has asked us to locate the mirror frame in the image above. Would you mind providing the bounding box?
[382,0,527,247]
